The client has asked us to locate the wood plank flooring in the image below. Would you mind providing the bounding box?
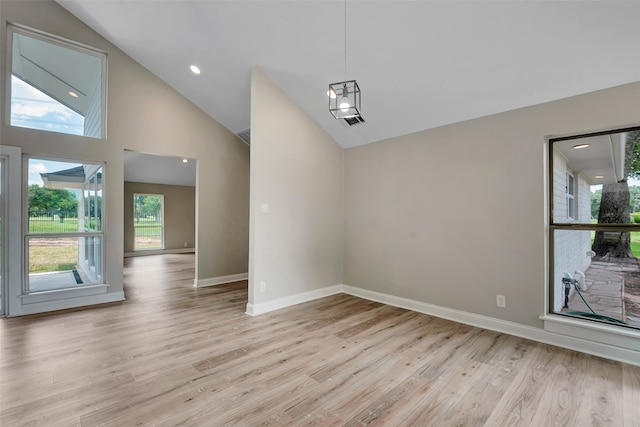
[1,253,639,426]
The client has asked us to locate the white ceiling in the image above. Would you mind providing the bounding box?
[124,151,196,187]
[57,1,640,149]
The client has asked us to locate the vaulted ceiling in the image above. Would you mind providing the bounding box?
[57,1,640,149]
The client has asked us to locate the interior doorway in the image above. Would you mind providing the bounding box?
[123,150,196,277]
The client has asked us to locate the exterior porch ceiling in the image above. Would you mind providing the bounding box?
[40,166,102,190]
[555,133,626,186]
[11,30,101,116]
[40,165,86,189]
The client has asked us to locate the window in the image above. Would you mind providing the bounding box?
[133,194,164,251]
[8,25,106,138]
[549,127,640,331]
[566,172,575,220]
[26,158,104,293]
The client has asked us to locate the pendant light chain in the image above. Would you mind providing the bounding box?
[344,0,347,82]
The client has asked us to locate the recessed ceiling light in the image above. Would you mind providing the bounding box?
[68,91,78,98]
[182,158,188,163]
[190,65,201,75]
[573,143,590,149]
[594,175,604,179]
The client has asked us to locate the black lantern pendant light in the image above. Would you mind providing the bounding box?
[329,0,362,120]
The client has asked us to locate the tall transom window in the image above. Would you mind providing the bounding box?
[8,24,106,138]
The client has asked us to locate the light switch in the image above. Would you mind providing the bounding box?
[260,203,269,214]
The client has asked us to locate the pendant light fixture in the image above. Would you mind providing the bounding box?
[329,0,362,120]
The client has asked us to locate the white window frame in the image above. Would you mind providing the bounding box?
[133,193,165,251]
[0,156,4,316]
[566,171,575,220]
[545,127,640,360]
[5,23,108,139]
[0,145,22,316]
[22,156,106,300]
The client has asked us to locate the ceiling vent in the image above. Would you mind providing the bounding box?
[342,115,365,127]
[236,128,250,145]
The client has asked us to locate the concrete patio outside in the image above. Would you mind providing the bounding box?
[29,270,77,292]
[564,259,640,328]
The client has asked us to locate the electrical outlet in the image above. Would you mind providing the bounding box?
[183,242,188,247]
[496,295,506,308]
[260,281,266,292]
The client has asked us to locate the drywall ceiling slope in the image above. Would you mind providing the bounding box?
[57,1,640,148]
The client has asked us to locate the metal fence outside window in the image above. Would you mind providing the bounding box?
[134,212,163,250]
[28,208,79,234]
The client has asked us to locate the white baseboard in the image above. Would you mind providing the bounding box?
[245,285,343,316]
[195,273,248,288]
[242,283,639,367]
[124,248,195,258]
[341,285,640,367]
[9,291,125,317]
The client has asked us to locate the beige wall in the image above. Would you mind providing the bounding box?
[344,81,640,328]
[248,67,343,309]
[5,0,638,360]
[123,182,195,254]
[0,1,249,313]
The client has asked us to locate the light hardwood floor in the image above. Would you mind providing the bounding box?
[1,253,639,426]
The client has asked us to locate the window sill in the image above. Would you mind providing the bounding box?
[19,284,109,304]
[540,313,640,352]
